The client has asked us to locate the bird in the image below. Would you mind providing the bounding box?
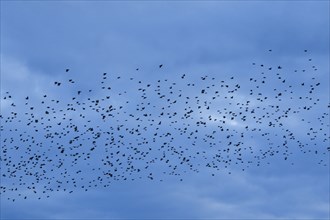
[1,49,328,202]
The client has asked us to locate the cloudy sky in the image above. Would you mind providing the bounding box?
[1,1,329,219]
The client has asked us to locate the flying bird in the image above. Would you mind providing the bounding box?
[1,49,328,202]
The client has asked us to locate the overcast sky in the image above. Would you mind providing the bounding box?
[1,1,329,219]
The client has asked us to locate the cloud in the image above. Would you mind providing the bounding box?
[168,169,329,219]
[1,1,329,219]
[2,167,328,219]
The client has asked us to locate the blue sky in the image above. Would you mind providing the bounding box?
[1,1,329,219]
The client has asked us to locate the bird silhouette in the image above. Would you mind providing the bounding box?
[1,49,328,201]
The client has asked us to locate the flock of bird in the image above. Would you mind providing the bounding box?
[1,50,329,201]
